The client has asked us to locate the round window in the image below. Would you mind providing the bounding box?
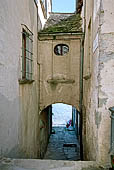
[54,44,69,56]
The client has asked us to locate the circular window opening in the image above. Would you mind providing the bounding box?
[54,44,69,56]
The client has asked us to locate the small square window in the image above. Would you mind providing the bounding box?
[21,26,33,81]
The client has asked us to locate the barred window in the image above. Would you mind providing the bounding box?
[22,25,33,81]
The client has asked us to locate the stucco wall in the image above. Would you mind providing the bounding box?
[38,34,82,111]
[97,0,114,165]
[0,0,39,158]
[83,0,114,166]
[82,0,98,161]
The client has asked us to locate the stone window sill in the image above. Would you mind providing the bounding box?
[18,79,35,84]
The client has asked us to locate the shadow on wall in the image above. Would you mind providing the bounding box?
[39,106,52,158]
[0,93,20,158]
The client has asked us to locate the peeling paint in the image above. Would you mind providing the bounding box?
[82,0,113,164]
[100,52,114,63]
[99,33,114,63]
[98,98,108,107]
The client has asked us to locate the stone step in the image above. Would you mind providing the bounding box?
[0,159,109,170]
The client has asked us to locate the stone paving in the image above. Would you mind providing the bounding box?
[0,127,110,170]
[44,126,80,161]
[0,159,106,170]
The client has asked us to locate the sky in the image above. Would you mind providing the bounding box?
[52,103,72,126]
[52,0,76,13]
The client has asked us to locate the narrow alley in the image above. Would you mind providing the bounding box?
[44,126,80,161]
[0,0,114,169]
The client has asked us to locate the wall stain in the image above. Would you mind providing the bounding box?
[95,110,102,128]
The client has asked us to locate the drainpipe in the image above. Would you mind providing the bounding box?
[79,0,86,161]
[79,36,84,161]
[36,1,41,114]
[109,107,114,169]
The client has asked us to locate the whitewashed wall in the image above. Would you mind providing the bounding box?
[0,0,38,158]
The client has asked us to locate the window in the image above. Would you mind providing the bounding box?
[54,44,69,56]
[21,25,33,81]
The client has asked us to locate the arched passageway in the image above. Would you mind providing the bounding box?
[40,103,81,161]
[38,30,83,161]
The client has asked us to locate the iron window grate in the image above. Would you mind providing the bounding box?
[21,25,33,81]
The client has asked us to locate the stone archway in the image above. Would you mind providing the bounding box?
[39,102,81,160]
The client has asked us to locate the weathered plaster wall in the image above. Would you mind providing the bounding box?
[38,34,82,111]
[97,0,114,165]
[0,0,39,158]
[83,0,114,166]
[82,0,98,161]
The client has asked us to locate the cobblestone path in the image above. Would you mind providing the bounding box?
[44,126,80,161]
